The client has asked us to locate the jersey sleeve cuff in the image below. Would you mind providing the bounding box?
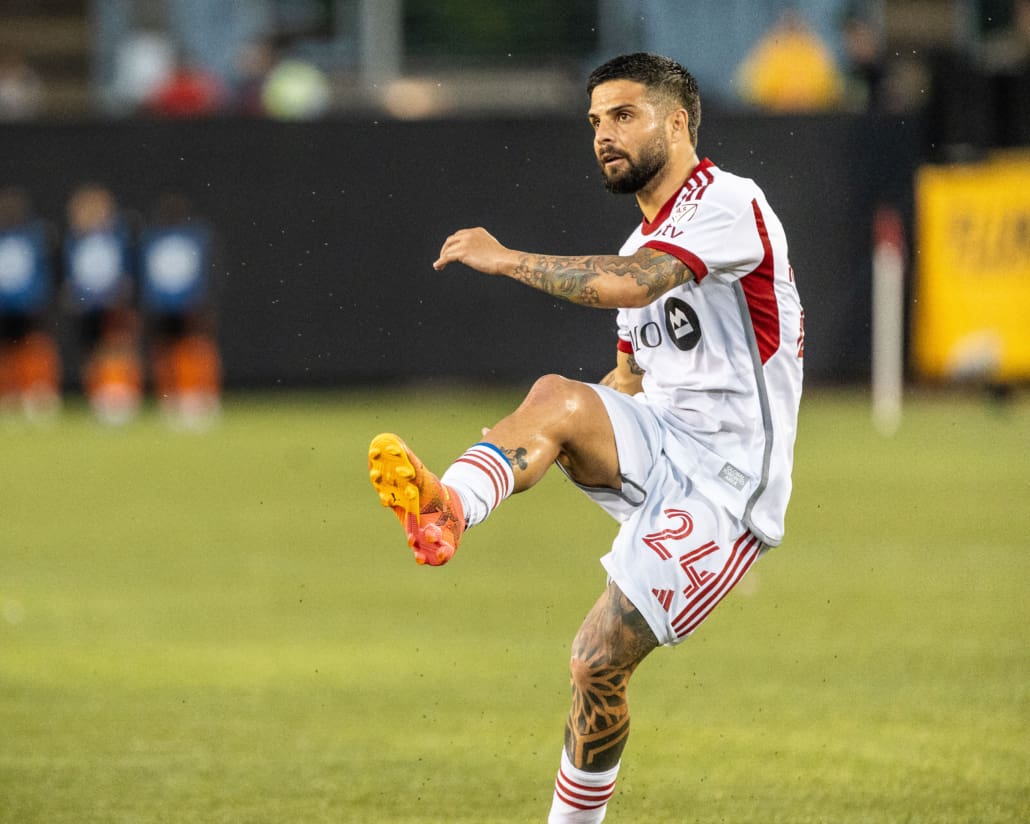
[617,337,634,354]
[642,240,708,282]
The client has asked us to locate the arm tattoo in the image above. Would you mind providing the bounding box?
[511,249,690,307]
[626,352,644,375]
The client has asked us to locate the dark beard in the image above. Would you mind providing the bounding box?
[600,137,668,194]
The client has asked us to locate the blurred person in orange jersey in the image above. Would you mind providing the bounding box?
[736,7,845,111]
[140,193,221,429]
[64,184,143,425]
[0,187,61,422]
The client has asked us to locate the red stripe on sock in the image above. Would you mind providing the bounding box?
[554,768,616,810]
[470,446,512,498]
[457,447,512,507]
[456,454,503,508]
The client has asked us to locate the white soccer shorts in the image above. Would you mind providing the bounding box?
[572,384,767,647]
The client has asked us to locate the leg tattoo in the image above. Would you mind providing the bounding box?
[497,445,529,471]
[565,583,658,771]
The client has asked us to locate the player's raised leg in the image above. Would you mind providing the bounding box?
[482,374,622,493]
[549,582,658,823]
[369,374,622,565]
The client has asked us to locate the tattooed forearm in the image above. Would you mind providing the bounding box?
[510,248,691,308]
[512,254,603,305]
[626,352,644,375]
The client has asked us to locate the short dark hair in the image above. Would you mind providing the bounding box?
[587,53,702,147]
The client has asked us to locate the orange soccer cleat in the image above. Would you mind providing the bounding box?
[368,433,465,566]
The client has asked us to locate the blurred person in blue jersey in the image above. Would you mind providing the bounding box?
[140,193,221,429]
[0,187,61,421]
[63,184,143,425]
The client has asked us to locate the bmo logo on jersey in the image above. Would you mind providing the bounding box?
[664,297,701,351]
[628,297,702,352]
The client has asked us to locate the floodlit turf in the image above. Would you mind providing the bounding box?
[1,388,1027,823]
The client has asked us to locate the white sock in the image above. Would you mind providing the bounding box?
[440,442,515,528]
[548,749,620,823]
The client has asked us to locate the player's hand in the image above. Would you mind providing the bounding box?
[433,227,512,275]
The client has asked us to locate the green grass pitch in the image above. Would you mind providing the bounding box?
[1,388,1028,823]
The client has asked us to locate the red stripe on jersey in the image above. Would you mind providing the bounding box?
[653,588,675,611]
[671,532,761,637]
[642,240,708,282]
[641,158,715,235]
[678,539,719,567]
[685,163,714,201]
[686,158,715,197]
[742,199,780,364]
[672,533,760,637]
[617,337,634,354]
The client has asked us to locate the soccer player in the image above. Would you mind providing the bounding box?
[368,52,803,822]
[63,184,143,425]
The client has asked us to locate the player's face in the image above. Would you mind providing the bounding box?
[588,80,670,194]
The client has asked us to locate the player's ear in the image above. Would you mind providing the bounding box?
[669,107,689,144]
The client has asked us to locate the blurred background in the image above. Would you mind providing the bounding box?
[0,0,1028,426]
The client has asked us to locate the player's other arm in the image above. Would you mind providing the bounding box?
[433,227,693,308]
[600,347,644,395]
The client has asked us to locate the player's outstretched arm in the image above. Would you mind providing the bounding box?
[433,227,693,308]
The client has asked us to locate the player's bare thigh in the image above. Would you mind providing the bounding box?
[485,374,621,492]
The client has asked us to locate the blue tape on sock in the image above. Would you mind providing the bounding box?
[473,441,510,466]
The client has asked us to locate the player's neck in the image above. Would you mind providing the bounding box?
[636,151,700,222]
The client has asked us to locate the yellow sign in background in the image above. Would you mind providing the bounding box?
[914,153,1030,381]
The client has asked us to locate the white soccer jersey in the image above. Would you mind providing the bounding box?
[616,158,803,545]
